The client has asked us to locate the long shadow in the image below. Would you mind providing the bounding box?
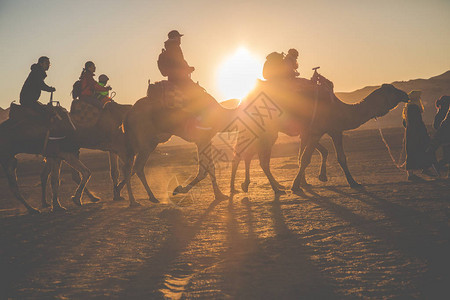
[300,187,449,298]
[116,198,223,299]
[0,205,108,297]
[241,197,256,241]
[215,194,337,299]
[1,203,163,299]
[324,185,448,237]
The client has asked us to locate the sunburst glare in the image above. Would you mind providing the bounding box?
[216,47,263,101]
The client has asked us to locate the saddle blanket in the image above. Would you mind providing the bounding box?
[70,99,100,128]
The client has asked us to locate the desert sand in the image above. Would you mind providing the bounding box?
[0,127,448,299]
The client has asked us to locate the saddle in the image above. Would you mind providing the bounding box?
[9,103,46,121]
[8,103,77,156]
[147,81,188,109]
[70,98,101,128]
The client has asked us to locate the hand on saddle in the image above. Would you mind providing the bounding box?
[50,86,56,92]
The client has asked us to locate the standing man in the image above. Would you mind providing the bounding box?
[20,56,56,114]
[158,30,195,85]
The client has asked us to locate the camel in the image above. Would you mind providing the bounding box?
[121,82,238,205]
[120,81,329,203]
[0,105,91,213]
[120,79,407,204]
[229,80,409,194]
[39,101,132,206]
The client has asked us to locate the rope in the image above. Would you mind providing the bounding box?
[310,81,319,128]
[375,119,406,169]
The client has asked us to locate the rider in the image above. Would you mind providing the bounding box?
[158,30,195,86]
[262,52,288,82]
[95,74,113,103]
[284,48,300,79]
[158,30,213,129]
[79,61,112,109]
[19,56,56,117]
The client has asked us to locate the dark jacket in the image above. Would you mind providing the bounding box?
[158,38,194,82]
[20,63,53,106]
[404,104,432,170]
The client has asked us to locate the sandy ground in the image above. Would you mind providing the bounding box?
[0,128,449,299]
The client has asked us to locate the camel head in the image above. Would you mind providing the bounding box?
[371,84,409,118]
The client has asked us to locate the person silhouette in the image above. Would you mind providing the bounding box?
[402,91,437,180]
[78,61,112,109]
[19,56,56,116]
[158,30,195,85]
[429,96,450,173]
[284,48,300,78]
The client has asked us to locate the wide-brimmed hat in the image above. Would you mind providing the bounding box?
[168,30,183,39]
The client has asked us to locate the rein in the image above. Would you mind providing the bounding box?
[375,118,406,169]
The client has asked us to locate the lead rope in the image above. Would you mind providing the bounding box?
[375,118,406,169]
[309,69,321,128]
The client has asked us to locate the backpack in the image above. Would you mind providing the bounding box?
[71,80,82,100]
[157,48,169,77]
[262,52,286,80]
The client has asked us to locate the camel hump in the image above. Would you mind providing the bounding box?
[70,99,101,128]
[9,102,61,124]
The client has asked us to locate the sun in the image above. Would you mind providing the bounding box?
[216,47,263,101]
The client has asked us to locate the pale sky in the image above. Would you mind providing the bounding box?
[0,0,449,108]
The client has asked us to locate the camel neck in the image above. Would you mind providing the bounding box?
[335,93,386,131]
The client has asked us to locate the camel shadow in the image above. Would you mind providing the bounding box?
[212,194,337,299]
[0,205,107,298]
[296,186,449,298]
[116,198,224,298]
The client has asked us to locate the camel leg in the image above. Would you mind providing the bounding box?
[173,146,208,195]
[230,153,241,195]
[69,163,100,203]
[330,132,361,188]
[316,142,328,182]
[258,142,285,195]
[109,152,124,201]
[297,137,311,187]
[47,158,66,212]
[134,146,159,203]
[205,146,228,201]
[40,160,51,208]
[59,152,92,206]
[241,154,251,193]
[1,157,40,214]
[292,135,321,193]
[114,150,131,197]
[173,142,228,201]
[123,154,140,207]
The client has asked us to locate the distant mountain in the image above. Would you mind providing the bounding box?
[0,107,9,123]
[335,71,450,129]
